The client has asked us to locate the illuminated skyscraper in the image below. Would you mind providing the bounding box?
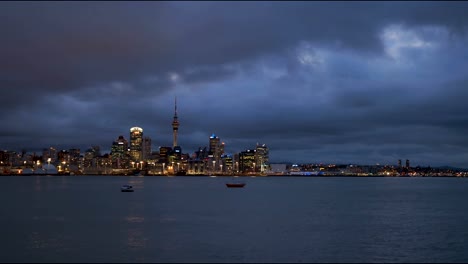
[239,149,256,173]
[111,135,130,169]
[111,136,128,158]
[172,97,179,148]
[255,143,269,172]
[209,134,220,157]
[209,134,221,170]
[130,127,143,161]
[406,159,410,169]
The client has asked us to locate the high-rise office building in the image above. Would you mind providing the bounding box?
[172,97,179,148]
[398,159,402,168]
[209,134,221,171]
[130,127,143,161]
[209,134,220,157]
[110,136,130,169]
[173,146,182,162]
[406,159,410,169]
[142,137,152,160]
[255,143,269,172]
[159,146,172,164]
[221,154,233,173]
[220,142,225,156]
[111,136,128,158]
[239,149,256,173]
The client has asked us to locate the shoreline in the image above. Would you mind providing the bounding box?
[0,174,464,178]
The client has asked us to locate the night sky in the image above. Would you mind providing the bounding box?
[2,2,468,167]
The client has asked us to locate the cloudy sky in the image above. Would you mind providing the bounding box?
[2,1,468,167]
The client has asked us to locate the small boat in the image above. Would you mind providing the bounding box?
[226,183,246,188]
[121,185,134,192]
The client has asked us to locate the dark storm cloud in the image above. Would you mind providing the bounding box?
[2,1,468,166]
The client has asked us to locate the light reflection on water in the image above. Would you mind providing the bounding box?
[126,228,148,249]
[28,231,65,250]
[125,216,145,223]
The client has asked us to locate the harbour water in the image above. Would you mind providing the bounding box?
[1,176,468,263]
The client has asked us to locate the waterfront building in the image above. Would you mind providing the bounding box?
[255,143,269,173]
[130,127,143,161]
[268,164,288,175]
[239,149,256,173]
[221,154,233,173]
[188,159,206,174]
[188,147,208,174]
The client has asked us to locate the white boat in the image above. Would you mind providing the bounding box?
[121,185,134,192]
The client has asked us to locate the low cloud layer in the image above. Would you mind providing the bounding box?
[2,2,468,167]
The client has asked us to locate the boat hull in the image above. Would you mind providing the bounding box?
[226,183,246,188]
[121,185,134,192]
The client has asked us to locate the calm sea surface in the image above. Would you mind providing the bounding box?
[1,176,468,263]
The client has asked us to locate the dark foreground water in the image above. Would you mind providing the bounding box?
[1,176,468,263]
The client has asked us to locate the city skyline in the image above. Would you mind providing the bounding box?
[2,2,468,167]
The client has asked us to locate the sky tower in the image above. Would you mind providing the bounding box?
[172,96,179,147]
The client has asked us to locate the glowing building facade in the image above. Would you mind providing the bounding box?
[255,143,269,172]
[130,127,143,161]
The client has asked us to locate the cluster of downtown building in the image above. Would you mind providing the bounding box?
[1,100,466,177]
[0,131,269,176]
[0,99,270,176]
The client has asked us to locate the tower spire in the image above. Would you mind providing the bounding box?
[172,96,179,147]
[174,96,178,118]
